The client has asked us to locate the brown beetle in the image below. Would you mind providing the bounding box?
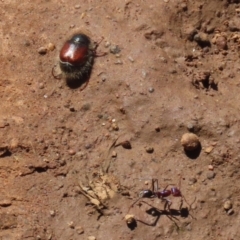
[53,32,105,89]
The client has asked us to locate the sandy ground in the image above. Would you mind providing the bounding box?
[1,0,240,239]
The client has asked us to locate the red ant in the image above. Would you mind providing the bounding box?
[128,178,194,213]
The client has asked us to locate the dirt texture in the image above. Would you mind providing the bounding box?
[1,0,240,239]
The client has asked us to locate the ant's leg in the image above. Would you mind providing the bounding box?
[163,184,177,191]
[94,37,103,49]
[152,178,159,192]
[163,198,172,211]
[151,179,155,192]
[93,37,108,57]
[126,197,142,214]
[179,197,183,211]
[165,214,180,229]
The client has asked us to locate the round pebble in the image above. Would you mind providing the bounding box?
[207,171,216,180]
[121,141,132,149]
[76,226,84,234]
[193,32,210,45]
[68,221,74,228]
[68,149,76,155]
[186,122,194,131]
[124,214,136,225]
[38,47,47,54]
[49,210,55,217]
[112,151,117,158]
[224,200,232,210]
[111,123,119,131]
[208,165,214,170]
[0,199,12,207]
[74,4,80,9]
[47,42,55,51]
[216,36,228,50]
[59,159,66,166]
[145,146,154,153]
[148,87,154,93]
[24,40,31,47]
[181,133,200,151]
[88,236,96,240]
[85,144,92,149]
[110,45,121,54]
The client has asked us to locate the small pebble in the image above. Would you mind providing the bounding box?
[148,87,154,93]
[81,103,91,111]
[180,2,188,11]
[142,70,147,78]
[112,151,117,158]
[38,47,48,54]
[9,138,19,149]
[0,199,12,207]
[194,32,210,45]
[49,210,55,217]
[76,226,84,235]
[47,42,55,51]
[216,36,228,50]
[121,141,132,149]
[169,68,177,74]
[186,122,195,132]
[207,171,215,180]
[88,236,96,240]
[224,200,232,210]
[185,223,192,231]
[208,165,214,171]
[112,123,119,131]
[114,60,123,65]
[159,56,167,63]
[155,127,160,132]
[188,177,197,185]
[119,107,126,114]
[124,214,136,225]
[105,41,111,48]
[205,146,214,153]
[128,56,134,62]
[85,144,92,149]
[68,221,75,228]
[39,83,44,89]
[68,149,76,155]
[110,45,121,54]
[24,40,31,47]
[73,186,81,194]
[47,234,52,240]
[145,146,154,153]
[74,4,81,9]
[227,209,234,215]
[59,159,66,166]
[181,133,200,151]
